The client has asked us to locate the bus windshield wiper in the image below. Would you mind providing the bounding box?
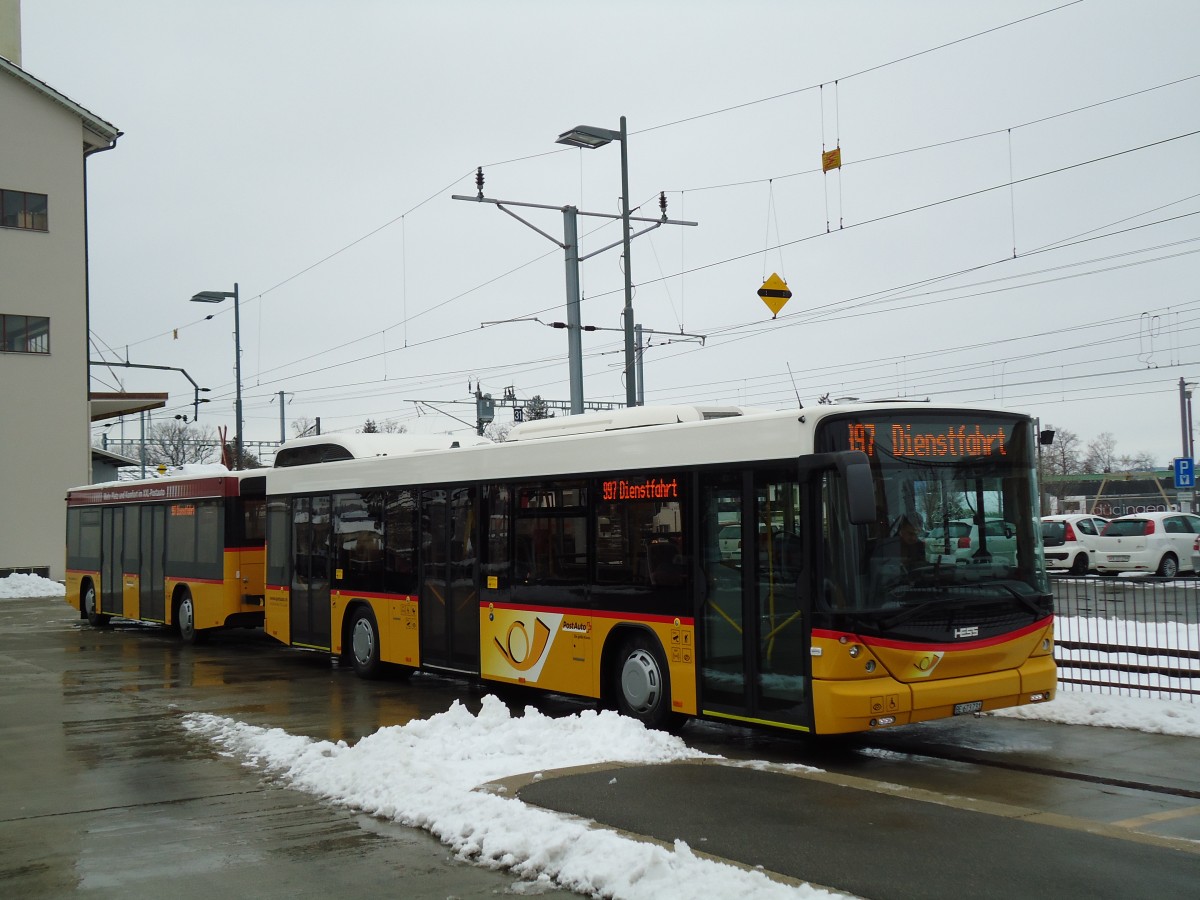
[990,581,1052,617]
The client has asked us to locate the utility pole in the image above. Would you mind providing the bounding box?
[1179,377,1196,512]
[271,391,292,444]
[454,171,696,414]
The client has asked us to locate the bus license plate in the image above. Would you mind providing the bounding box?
[954,700,983,715]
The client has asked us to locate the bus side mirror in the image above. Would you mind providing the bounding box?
[836,451,875,526]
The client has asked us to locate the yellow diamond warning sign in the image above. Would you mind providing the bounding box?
[758,273,792,317]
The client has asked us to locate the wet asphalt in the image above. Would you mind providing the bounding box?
[3,595,1199,899]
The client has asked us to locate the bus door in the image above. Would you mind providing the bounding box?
[140,505,166,621]
[100,507,124,617]
[420,486,480,673]
[699,469,812,730]
[290,495,332,649]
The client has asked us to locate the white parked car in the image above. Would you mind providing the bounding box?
[925,518,1017,566]
[1040,514,1109,575]
[1093,511,1200,577]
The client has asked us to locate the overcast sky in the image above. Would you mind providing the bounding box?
[18,1,1200,464]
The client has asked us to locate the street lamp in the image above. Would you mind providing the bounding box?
[190,283,242,470]
[556,116,637,407]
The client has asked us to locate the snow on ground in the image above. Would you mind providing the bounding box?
[0,573,65,598]
[184,697,836,900]
[988,688,1200,737]
[184,690,1200,899]
[9,575,1198,895]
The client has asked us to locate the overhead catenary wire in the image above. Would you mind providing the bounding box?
[107,68,1199,386]
[631,1,1086,136]
[109,4,1118,363]
[241,134,1200,401]
[94,4,1199,440]
[189,203,1200,414]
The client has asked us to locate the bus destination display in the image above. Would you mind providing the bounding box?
[600,476,680,502]
[844,421,1012,460]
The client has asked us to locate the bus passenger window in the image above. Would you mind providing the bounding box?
[595,475,686,592]
[514,517,585,583]
[483,484,510,588]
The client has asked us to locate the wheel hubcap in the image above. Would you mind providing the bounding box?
[353,618,375,665]
[620,649,661,713]
[180,598,194,634]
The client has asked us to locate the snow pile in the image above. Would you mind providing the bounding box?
[990,689,1200,737]
[0,573,65,599]
[184,696,837,900]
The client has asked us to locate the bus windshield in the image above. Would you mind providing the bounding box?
[817,411,1049,617]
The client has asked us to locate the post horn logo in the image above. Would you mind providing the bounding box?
[495,617,553,672]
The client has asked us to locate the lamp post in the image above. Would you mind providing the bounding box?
[556,116,637,407]
[190,283,242,469]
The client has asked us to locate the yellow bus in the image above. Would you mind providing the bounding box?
[65,472,266,642]
[262,404,1055,735]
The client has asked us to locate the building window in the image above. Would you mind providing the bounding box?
[1,189,48,231]
[1,314,50,354]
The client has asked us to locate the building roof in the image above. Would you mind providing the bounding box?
[0,53,120,151]
[89,392,168,422]
[91,445,139,467]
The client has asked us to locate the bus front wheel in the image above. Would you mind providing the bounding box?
[83,583,110,628]
[612,633,674,731]
[348,607,384,679]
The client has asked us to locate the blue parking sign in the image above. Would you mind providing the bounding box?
[1174,457,1195,489]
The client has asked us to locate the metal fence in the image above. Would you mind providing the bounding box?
[1051,574,1200,702]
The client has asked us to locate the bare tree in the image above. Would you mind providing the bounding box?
[1038,425,1084,513]
[223,442,263,469]
[1116,450,1160,471]
[1041,425,1082,478]
[484,421,512,442]
[291,416,318,437]
[1083,432,1119,474]
[144,421,218,466]
[359,418,407,434]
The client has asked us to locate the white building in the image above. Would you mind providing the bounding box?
[0,6,122,579]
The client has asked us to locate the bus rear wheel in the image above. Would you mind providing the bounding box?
[175,589,206,645]
[83,583,110,628]
[348,607,384,679]
[612,633,674,731]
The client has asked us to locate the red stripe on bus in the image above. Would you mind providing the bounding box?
[488,601,693,627]
[812,617,1051,652]
[329,589,419,602]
